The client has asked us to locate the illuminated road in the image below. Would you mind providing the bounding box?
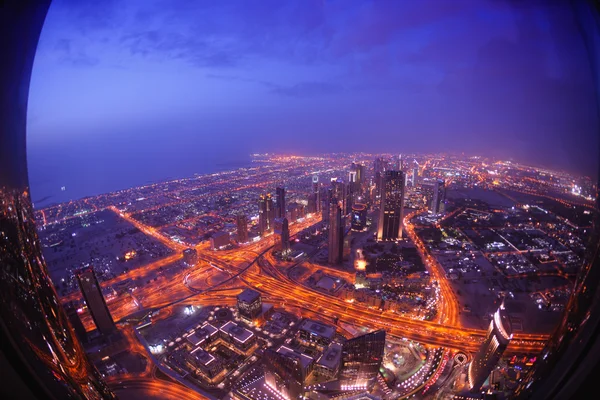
[404,208,461,326]
[72,202,547,356]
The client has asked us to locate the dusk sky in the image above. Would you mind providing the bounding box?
[27,0,598,204]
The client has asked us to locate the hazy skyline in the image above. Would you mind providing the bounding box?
[27,0,598,203]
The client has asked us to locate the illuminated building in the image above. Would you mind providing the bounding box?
[264,346,314,399]
[373,158,386,176]
[315,342,343,382]
[236,213,249,243]
[328,202,343,265]
[219,321,257,352]
[412,167,418,186]
[276,186,286,219]
[210,231,230,250]
[274,217,291,255]
[297,319,336,351]
[431,179,446,214]
[331,178,350,214]
[313,175,321,213]
[351,203,367,231]
[377,170,405,241]
[237,288,262,320]
[185,348,223,379]
[183,247,198,266]
[288,202,304,222]
[468,301,513,392]
[258,193,275,235]
[339,330,386,389]
[76,267,116,336]
[65,303,88,344]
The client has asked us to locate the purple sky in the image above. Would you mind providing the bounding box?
[27,0,599,197]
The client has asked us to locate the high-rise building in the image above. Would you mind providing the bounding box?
[377,170,405,241]
[313,175,321,213]
[351,203,367,231]
[339,330,386,389]
[76,267,116,336]
[328,203,344,265]
[258,194,267,236]
[236,213,248,243]
[258,193,275,235]
[65,303,88,345]
[412,167,418,186]
[468,300,513,392]
[274,217,291,255]
[237,288,262,320]
[276,186,286,219]
[264,346,314,399]
[431,179,446,214]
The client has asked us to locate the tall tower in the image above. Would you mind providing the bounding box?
[76,268,116,336]
[258,194,267,236]
[412,167,418,187]
[328,203,343,265]
[274,217,290,256]
[266,193,275,233]
[431,179,446,214]
[377,170,405,241]
[339,330,386,389]
[276,186,286,219]
[468,300,513,392]
[236,213,248,243]
[312,175,320,213]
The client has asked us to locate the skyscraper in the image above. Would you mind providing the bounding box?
[377,170,405,241]
[328,203,344,265]
[313,175,321,213]
[468,300,513,392]
[339,330,386,389]
[274,217,290,255]
[237,288,262,320]
[258,194,267,236]
[267,194,275,232]
[412,167,418,186]
[236,213,248,243]
[76,267,116,336]
[351,203,367,231]
[258,193,275,235]
[264,347,313,399]
[276,186,286,219]
[65,303,88,345]
[431,179,446,214]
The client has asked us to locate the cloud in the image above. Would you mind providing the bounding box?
[268,81,343,98]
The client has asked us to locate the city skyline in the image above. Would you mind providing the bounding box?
[26,0,598,206]
[3,2,599,400]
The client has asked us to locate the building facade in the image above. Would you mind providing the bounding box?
[468,301,513,392]
[77,267,117,336]
[377,170,405,241]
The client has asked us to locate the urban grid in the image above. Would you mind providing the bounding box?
[28,152,596,400]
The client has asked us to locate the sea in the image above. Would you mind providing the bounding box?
[27,142,252,209]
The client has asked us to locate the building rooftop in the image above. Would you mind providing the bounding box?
[237,288,261,304]
[276,345,314,370]
[189,347,217,367]
[220,320,255,344]
[299,319,336,340]
[317,342,343,370]
[186,323,219,346]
